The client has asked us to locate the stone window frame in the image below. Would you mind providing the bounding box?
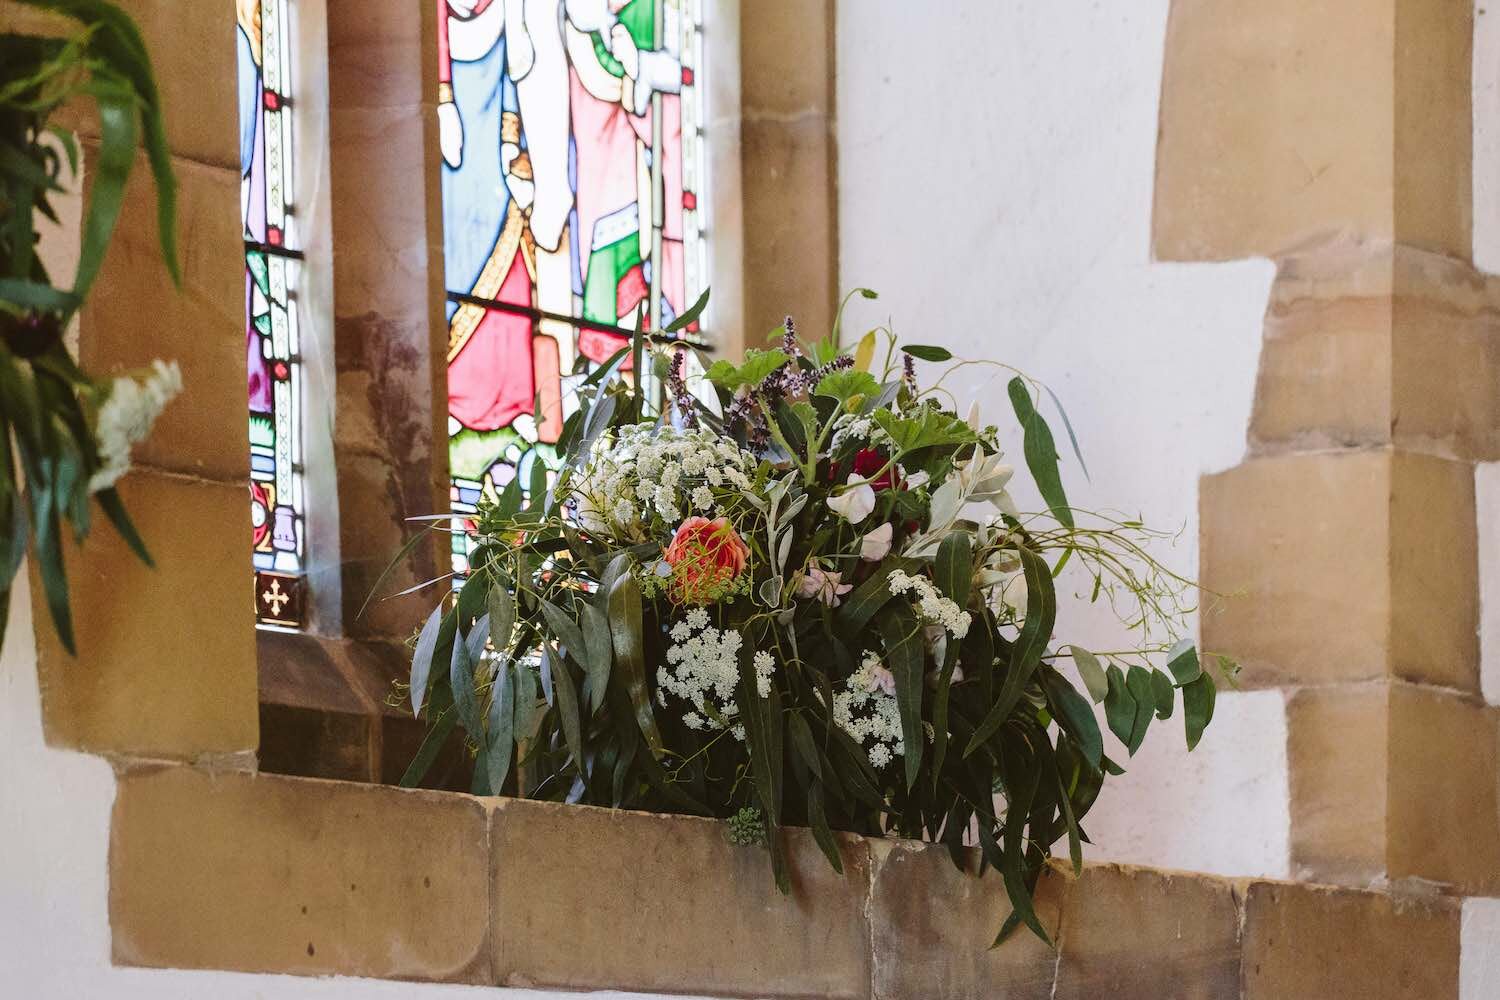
[29,0,840,779]
[251,0,842,786]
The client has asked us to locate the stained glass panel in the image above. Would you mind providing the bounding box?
[436,0,709,574]
[238,0,308,626]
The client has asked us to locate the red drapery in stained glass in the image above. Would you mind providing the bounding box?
[436,0,709,574]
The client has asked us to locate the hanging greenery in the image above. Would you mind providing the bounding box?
[0,0,182,653]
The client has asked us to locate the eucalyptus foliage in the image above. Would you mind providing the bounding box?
[0,0,178,651]
[398,291,1233,945]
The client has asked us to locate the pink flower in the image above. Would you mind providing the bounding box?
[868,664,897,696]
[797,563,852,607]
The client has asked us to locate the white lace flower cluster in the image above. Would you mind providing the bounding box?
[657,608,775,740]
[833,650,904,769]
[89,360,183,493]
[887,569,972,639]
[571,423,756,535]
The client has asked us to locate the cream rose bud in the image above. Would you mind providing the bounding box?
[826,474,876,525]
[859,522,894,561]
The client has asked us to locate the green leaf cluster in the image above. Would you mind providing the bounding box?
[390,292,1228,953]
[0,1,179,652]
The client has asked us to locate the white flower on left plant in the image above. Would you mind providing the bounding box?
[88,359,182,493]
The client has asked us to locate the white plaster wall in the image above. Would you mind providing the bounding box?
[0,578,698,999]
[836,0,1288,878]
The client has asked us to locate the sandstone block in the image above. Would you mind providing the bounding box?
[34,470,257,759]
[1289,682,1500,894]
[1053,865,1241,1000]
[1251,241,1500,460]
[869,844,1062,1000]
[1155,0,1471,262]
[489,798,872,998]
[80,152,247,483]
[110,765,491,983]
[1242,880,1460,999]
[1200,449,1477,691]
[742,116,837,340]
[1386,683,1500,893]
[1287,684,1389,885]
[34,0,240,168]
[740,0,834,118]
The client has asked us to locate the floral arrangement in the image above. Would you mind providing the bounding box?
[0,0,181,652]
[399,292,1233,945]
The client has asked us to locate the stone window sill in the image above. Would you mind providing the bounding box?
[107,764,1464,998]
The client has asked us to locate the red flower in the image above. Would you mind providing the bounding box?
[663,517,750,605]
[852,449,899,492]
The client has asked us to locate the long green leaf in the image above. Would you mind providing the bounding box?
[449,620,482,736]
[806,780,844,875]
[539,598,588,672]
[1007,377,1072,529]
[544,642,583,766]
[1040,666,1101,768]
[606,569,663,753]
[485,660,516,793]
[487,582,515,655]
[70,78,136,301]
[879,603,925,790]
[966,545,1056,755]
[399,709,456,787]
[578,599,612,712]
[787,712,823,783]
[663,286,710,334]
[409,602,444,717]
[934,530,972,607]
[93,485,150,566]
[835,562,903,633]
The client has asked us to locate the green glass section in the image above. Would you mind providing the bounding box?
[249,412,274,448]
[617,0,657,50]
[583,234,642,327]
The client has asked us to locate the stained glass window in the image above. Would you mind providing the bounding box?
[436,0,709,574]
[238,0,308,627]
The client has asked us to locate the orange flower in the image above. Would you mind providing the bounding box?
[663,516,750,605]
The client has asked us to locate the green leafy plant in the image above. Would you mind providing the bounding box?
[393,290,1236,946]
[0,0,180,652]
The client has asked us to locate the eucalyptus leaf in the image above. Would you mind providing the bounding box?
[578,599,613,713]
[487,584,516,656]
[1040,667,1101,768]
[1183,672,1216,751]
[1069,645,1109,704]
[1166,638,1202,686]
[1125,665,1155,755]
[1103,665,1135,748]
[486,661,516,792]
[545,643,583,765]
[1150,668,1175,721]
